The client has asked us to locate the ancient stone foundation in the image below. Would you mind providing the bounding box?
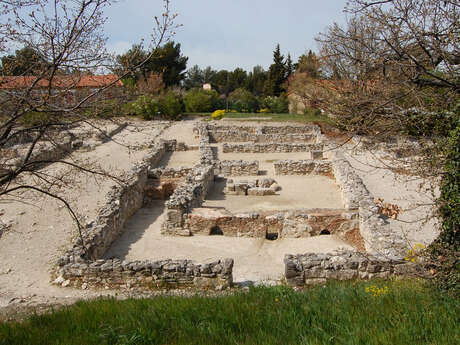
[56,142,233,290]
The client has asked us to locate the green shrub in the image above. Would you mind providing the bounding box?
[228,88,259,113]
[403,108,459,137]
[261,94,289,113]
[429,107,460,295]
[126,91,183,120]
[184,88,219,113]
[158,90,184,120]
[128,94,160,120]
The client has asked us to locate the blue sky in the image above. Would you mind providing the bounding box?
[105,0,349,71]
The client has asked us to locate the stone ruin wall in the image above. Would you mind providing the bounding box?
[215,160,259,176]
[56,141,233,290]
[185,209,361,245]
[222,143,323,154]
[160,165,215,236]
[199,123,321,144]
[329,151,407,259]
[274,160,332,176]
[210,131,318,144]
[284,251,417,286]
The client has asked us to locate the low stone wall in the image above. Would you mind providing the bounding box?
[329,153,407,258]
[207,124,257,134]
[262,125,320,135]
[255,133,317,143]
[215,160,259,176]
[331,158,370,210]
[199,145,216,166]
[274,160,332,176]
[284,251,416,286]
[161,165,214,235]
[225,178,280,196]
[209,131,318,143]
[58,258,233,290]
[222,143,323,154]
[185,208,360,243]
[148,167,192,179]
[209,130,254,143]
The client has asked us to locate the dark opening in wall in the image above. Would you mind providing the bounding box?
[210,226,224,236]
[266,232,279,241]
[320,229,331,235]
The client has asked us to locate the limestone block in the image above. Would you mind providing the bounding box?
[247,187,276,196]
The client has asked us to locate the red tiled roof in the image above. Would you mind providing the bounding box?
[0,75,123,89]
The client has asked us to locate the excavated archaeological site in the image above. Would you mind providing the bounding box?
[0,119,439,306]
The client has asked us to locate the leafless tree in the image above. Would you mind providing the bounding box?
[314,0,458,175]
[0,0,179,247]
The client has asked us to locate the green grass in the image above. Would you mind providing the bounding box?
[1,280,458,345]
[185,110,331,124]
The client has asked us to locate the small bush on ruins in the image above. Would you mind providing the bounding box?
[211,109,226,120]
[1,281,458,344]
[183,88,220,113]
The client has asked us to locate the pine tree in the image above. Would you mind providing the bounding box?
[286,53,294,79]
[264,44,287,96]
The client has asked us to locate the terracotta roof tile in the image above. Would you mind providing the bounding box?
[0,75,123,89]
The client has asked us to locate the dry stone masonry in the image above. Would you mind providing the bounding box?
[222,143,323,154]
[274,160,332,176]
[284,251,417,286]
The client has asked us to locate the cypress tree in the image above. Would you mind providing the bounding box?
[264,44,287,96]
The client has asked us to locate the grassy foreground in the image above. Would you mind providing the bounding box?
[1,280,458,345]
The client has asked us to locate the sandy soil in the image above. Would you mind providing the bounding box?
[341,144,439,247]
[0,119,198,308]
[204,175,343,212]
[105,202,354,283]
